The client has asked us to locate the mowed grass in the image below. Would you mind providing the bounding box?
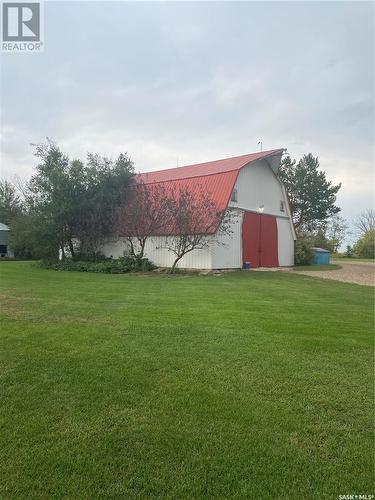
[0,263,373,499]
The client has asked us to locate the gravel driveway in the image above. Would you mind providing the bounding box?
[293,260,375,286]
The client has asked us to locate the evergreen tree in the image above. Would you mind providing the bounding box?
[279,153,341,231]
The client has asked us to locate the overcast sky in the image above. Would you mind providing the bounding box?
[1,1,374,241]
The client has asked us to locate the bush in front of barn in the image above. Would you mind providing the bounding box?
[294,237,314,265]
[38,256,155,274]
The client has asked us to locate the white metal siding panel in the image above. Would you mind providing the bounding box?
[144,237,212,269]
[211,211,243,269]
[101,236,212,268]
[101,238,129,258]
[229,160,286,217]
[277,218,295,266]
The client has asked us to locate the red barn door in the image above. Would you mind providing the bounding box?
[242,212,279,268]
[242,212,260,267]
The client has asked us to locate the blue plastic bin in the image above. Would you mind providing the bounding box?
[312,247,330,265]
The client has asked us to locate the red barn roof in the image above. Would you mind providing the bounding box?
[137,149,284,185]
[128,149,284,235]
[136,149,283,213]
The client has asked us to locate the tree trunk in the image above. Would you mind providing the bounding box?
[128,238,136,257]
[170,255,182,273]
[139,238,146,259]
[68,239,75,258]
[60,244,66,260]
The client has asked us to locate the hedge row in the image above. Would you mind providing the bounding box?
[38,256,155,274]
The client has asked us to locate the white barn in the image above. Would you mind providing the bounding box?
[102,149,296,269]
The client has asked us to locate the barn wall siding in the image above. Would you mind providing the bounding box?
[101,236,213,269]
[277,218,295,266]
[101,230,240,270]
[143,237,212,269]
[101,238,129,258]
[211,211,242,269]
[229,160,287,216]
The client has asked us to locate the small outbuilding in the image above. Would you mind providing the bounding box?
[312,247,330,265]
[0,222,13,258]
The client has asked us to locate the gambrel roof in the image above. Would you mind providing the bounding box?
[136,149,284,215]
[125,149,285,236]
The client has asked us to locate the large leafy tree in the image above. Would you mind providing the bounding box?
[29,141,75,256]
[0,180,22,225]
[353,229,375,258]
[71,152,135,255]
[9,212,60,259]
[351,209,375,259]
[27,140,134,257]
[278,153,341,231]
[325,215,348,253]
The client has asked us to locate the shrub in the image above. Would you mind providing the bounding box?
[353,229,375,258]
[119,256,156,272]
[71,253,108,262]
[38,256,155,274]
[294,238,314,265]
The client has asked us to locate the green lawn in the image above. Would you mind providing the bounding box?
[0,262,373,499]
[332,256,375,263]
